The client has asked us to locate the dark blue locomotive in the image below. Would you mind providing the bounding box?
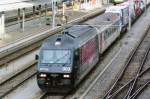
[36,34,75,92]
[36,13,121,93]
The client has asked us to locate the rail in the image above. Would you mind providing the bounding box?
[102,25,150,99]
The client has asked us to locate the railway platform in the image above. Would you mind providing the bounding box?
[0,7,103,48]
[0,0,104,48]
[0,10,84,47]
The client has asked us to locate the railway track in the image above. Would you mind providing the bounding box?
[0,59,69,99]
[103,25,150,99]
[40,93,69,99]
[0,62,36,98]
[0,58,67,99]
[2,6,148,99]
[1,4,149,99]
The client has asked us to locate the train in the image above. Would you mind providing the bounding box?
[111,0,145,7]
[111,0,145,16]
[35,1,146,93]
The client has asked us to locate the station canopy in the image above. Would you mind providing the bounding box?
[0,0,51,12]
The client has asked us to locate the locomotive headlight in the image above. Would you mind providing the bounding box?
[63,74,70,78]
[40,73,47,77]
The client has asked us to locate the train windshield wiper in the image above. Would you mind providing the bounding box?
[53,53,70,64]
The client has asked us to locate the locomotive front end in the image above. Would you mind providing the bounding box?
[36,34,75,93]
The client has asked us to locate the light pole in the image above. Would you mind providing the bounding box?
[62,2,65,21]
[22,8,25,32]
[52,0,56,29]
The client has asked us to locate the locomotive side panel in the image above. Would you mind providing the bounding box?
[76,36,99,83]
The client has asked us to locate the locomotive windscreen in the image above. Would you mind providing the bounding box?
[41,50,71,64]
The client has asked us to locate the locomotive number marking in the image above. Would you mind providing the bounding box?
[62,67,71,71]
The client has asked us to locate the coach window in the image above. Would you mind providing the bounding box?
[108,28,111,37]
[113,23,115,32]
[104,30,109,40]
[104,30,107,40]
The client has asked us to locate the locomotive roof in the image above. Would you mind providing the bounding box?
[41,34,75,49]
[65,25,95,38]
[64,25,97,47]
[84,12,120,31]
[41,25,97,49]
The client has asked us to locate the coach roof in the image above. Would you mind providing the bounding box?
[84,12,120,31]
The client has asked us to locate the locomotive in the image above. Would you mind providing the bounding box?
[36,12,121,93]
[36,1,145,93]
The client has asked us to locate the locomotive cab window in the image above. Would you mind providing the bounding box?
[41,50,71,64]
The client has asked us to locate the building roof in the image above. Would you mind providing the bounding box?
[0,0,51,12]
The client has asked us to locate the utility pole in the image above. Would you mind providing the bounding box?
[145,0,147,15]
[128,0,131,31]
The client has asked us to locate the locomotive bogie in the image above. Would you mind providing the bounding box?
[37,72,73,93]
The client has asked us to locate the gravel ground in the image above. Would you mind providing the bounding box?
[2,76,43,99]
[137,86,150,99]
[0,50,37,84]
